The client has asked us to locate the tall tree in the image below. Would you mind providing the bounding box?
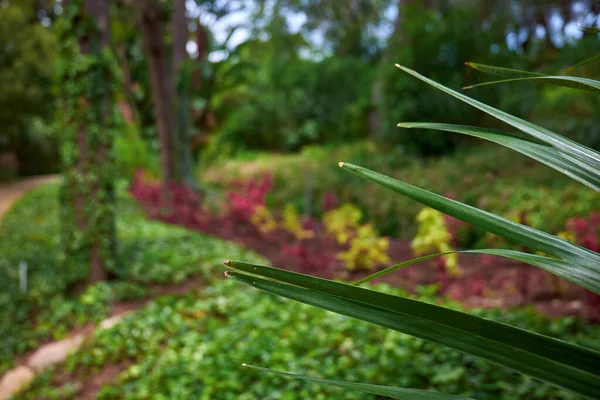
[172,0,197,187]
[138,0,175,200]
[58,0,119,285]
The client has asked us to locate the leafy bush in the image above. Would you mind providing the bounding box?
[378,4,537,156]
[206,55,372,157]
[20,280,600,400]
[114,125,160,180]
[324,204,390,271]
[412,207,460,275]
[0,183,264,374]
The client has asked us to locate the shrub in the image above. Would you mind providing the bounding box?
[336,224,390,272]
[412,207,460,275]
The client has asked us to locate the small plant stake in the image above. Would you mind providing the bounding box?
[19,260,27,293]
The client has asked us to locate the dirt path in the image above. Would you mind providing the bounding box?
[0,276,206,400]
[0,175,59,221]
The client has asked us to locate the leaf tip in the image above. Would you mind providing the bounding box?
[224,270,230,278]
[224,260,230,267]
[242,363,248,367]
[338,162,345,168]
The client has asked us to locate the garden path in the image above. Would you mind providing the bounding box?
[0,175,60,222]
[0,276,206,400]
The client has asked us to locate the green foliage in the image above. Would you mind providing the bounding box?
[224,55,600,398]
[0,0,57,156]
[115,122,160,180]
[477,185,600,248]
[205,52,372,157]
[20,280,600,400]
[379,4,537,156]
[0,183,264,374]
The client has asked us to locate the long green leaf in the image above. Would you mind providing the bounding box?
[354,248,600,293]
[352,252,452,285]
[564,54,600,74]
[225,263,600,398]
[464,62,545,78]
[462,75,600,93]
[395,64,600,171]
[242,364,471,400]
[398,122,600,191]
[464,61,600,82]
[580,26,600,34]
[338,162,600,292]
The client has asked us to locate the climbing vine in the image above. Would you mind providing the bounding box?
[56,2,122,282]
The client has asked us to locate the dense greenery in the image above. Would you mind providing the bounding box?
[222,51,600,397]
[0,183,264,374]
[0,0,59,178]
[3,1,600,399]
[3,1,600,180]
[19,279,600,400]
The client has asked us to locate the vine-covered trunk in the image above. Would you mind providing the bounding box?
[59,0,118,286]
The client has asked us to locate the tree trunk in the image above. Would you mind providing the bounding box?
[193,22,208,90]
[60,0,117,286]
[117,44,141,126]
[172,0,197,188]
[370,0,409,138]
[139,1,175,200]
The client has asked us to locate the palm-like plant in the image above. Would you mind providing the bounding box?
[224,40,600,399]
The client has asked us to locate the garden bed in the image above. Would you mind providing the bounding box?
[131,170,595,321]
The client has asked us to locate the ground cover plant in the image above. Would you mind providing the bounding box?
[0,183,263,375]
[222,53,600,398]
[17,280,600,400]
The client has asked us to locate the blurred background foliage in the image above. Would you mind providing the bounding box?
[1,0,599,231]
[1,0,600,396]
